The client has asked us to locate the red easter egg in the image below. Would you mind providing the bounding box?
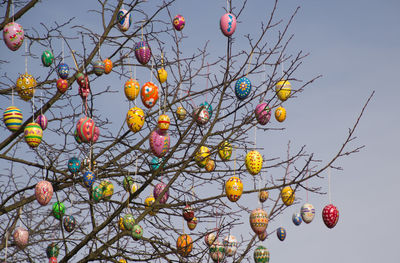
[76,117,95,143]
[49,257,57,263]
[141,82,159,108]
[322,204,339,229]
[35,180,53,206]
[183,204,194,221]
[57,78,68,93]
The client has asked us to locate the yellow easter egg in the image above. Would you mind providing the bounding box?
[119,259,127,263]
[218,140,232,161]
[194,146,210,168]
[126,107,145,133]
[281,186,295,206]
[124,78,140,101]
[158,114,170,131]
[118,217,125,231]
[245,150,263,175]
[275,79,291,101]
[99,180,114,200]
[144,195,157,216]
[16,73,37,101]
[205,159,215,172]
[275,106,286,122]
[225,176,243,202]
[176,106,187,120]
[157,68,167,83]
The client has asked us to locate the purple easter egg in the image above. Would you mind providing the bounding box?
[173,14,185,31]
[36,114,48,130]
[220,13,236,37]
[149,129,170,158]
[255,103,271,125]
[3,22,24,51]
[153,182,169,204]
[135,41,151,65]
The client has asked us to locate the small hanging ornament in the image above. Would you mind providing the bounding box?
[249,208,268,235]
[49,257,57,263]
[255,103,271,125]
[41,50,54,67]
[57,78,68,94]
[24,122,43,148]
[52,201,65,220]
[35,180,53,206]
[141,82,159,108]
[149,129,170,157]
[292,212,302,226]
[205,159,216,172]
[92,185,103,202]
[275,79,291,101]
[187,217,198,230]
[68,157,81,174]
[76,117,96,143]
[209,240,226,262]
[35,114,48,130]
[3,106,23,132]
[258,230,267,241]
[124,78,140,101]
[13,227,29,249]
[322,204,339,229]
[193,106,210,125]
[157,68,167,83]
[176,106,187,120]
[204,231,217,247]
[123,176,138,195]
[223,235,238,257]
[259,190,269,203]
[57,63,69,79]
[126,106,145,133]
[183,204,194,221]
[118,217,125,231]
[103,58,113,74]
[254,245,270,263]
[119,259,127,263]
[77,74,90,100]
[16,73,36,101]
[177,234,193,257]
[46,242,59,258]
[99,179,114,200]
[300,203,315,224]
[218,140,232,161]
[131,224,143,240]
[276,227,286,241]
[194,146,210,168]
[83,171,96,188]
[199,101,213,118]
[144,195,157,216]
[123,214,136,231]
[275,106,286,122]
[173,14,186,31]
[150,156,164,171]
[220,13,237,37]
[153,182,169,204]
[235,77,251,100]
[93,60,105,76]
[92,126,100,143]
[135,41,151,65]
[225,176,243,202]
[117,9,132,32]
[245,150,263,175]
[63,215,76,232]
[280,186,295,206]
[3,22,24,51]
[158,114,170,131]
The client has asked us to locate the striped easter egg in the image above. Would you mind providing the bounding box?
[3,106,23,132]
[76,117,95,143]
[24,122,43,148]
[36,114,48,130]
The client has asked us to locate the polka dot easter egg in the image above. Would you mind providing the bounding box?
[16,73,36,101]
[276,227,286,241]
[173,14,185,31]
[141,82,159,108]
[245,150,263,175]
[57,78,68,94]
[63,215,76,232]
[322,204,339,229]
[225,176,243,202]
[126,106,145,133]
[234,77,251,100]
[57,63,69,79]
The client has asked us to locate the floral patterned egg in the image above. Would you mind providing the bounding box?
[76,117,95,143]
[49,256,57,263]
[131,224,143,240]
[322,204,339,229]
[281,186,295,206]
[3,22,24,51]
[254,245,270,263]
[157,68,167,83]
[225,176,243,202]
[223,235,237,257]
[124,78,140,101]
[68,157,81,174]
[83,171,96,188]
[292,212,302,226]
[144,195,157,216]
[57,63,69,79]
[245,150,263,175]
[16,73,36,101]
[275,79,291,101]
[46,242,59,258]
[259,190,269,203]
[41,50,54,67]
[52,201,65,220]
[258,230,267,241]
[187,217,198,230]
[3,106,23,132]
[249,208,268,235]
[235,77,251,100]
[193,107,209,125]
[218,140,232,161]
[57,78,68,94]
[99,179,114,200]
[36,114,48,130]
[153,182,169,204]
[117,9,132,32]
[126,106,145,133]
[103,58,113,74]
[173,14,185,31]
[183,204,194,221]
[149,129,170,157]
[276,227,286,241]
[255,103,271,125]
[275,106,286,122]
[135,41,151,65]
[150,156,164,171]
[200,101,213,118]
[176,106,187,120]
[123,176,138,194]
[220,13,236,37]
[300,203,315,224]
[63,215,76,232]
[204,231,217,247]
[194,146,210,168]
[205,159,215,172]
[209,240,225,262]
[93,60,105,76]
[24,122,43,148]
[13,227,28,249]
[177,234,193,257]
[158,114,170,131]
[35,180,53,206]
[141,82,159,108]
[123,214,136,231]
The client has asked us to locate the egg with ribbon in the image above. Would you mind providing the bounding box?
[225,176,243,202]
[24,122,43,148]
[177,234,193,257]
[3,106,23,132]
[322,204,339,229]
[141,82,159,108]
[135,41,151,65]
[220,13,236,37]
[300,203,315,224]
[245,150,263,175]
[35,180,53,206]
[153,182,169,204]
[254,245,270,263]
[126,106,145,133]
[249,208,268,235]
[16,73,36,101]
[235,76,251,100]
[149,129,170,157]
[255,103,271,125]
[3,22,24,51]
[117,9,132,32]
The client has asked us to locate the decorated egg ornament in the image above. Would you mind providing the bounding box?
[177,234,193,257]
[68,157,81,174]
[205,159,216,172]
[126,106,145,133]
[92,185,104,202]
[187,217,198,230]
[123,214,136,231]
[123,176,138,194]
[3,22,24,51]
[254,245,270,263]
[300,203,315,224]
[258,230,267,241]
[200,101,213,118]
[57,63,69,79]
[103,58,113,74]
[24,122,43,148]
[131,224,143,240]
[124,78,140,101]
[204,231,217,247]
[158,114,170,131]
[220,13,236,37]
[153,182,169,204]
[281,186,295,206]
[99,179,114,200]
[209,241,225,262]
[3,106,23,132]
[93,60,105,76]
[144,195,157,216]
[218,140,232,161]
[245,150,263,175]
[225,176,243,202]
[275,106,286,122]
[150,156,164,171]
[176,106,187,120]
[194,146,210,168]
[223,235,237,257]
[57,78,68,93]
[183,204,194,221]
[235,77,251,100]
[292,212,302,226]
[36,114,48,130]
[76,117,95,143]
[275,79,291,101]
[276,227,286,241]
[173,14,185,31]
[259,190,269,203]
[13,227,28,249]
[249,208,268,235]
[16,73,37,101]
[322,204,339,229]
[193,107,210,125]
[117,9,132,32]
[63,215,76,232]
[255,103,271,125]
[49,257,57,263]
[52,201,65,220]
[83,171,96,188]
[135,41,151,65]
[141,82,159,108]
[41,50,54,67]
[157,68,167,83]
[149,129,170,157]
[35,180,53,206]
[46,242,59,258]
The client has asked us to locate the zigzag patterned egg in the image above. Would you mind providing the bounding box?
[3,106,23,132]
[35,180,53,206]
[135,41,151,65]
[194,107,210,125]
[235,77,251,100]
[24,122,43,148]
[249,208,268,235]
[300,203,315,224]
[16,73,36,101]
[225,176,243,202]
[245,150,263,175]
[153,182,169,204]
[223,235,237,257]
[141,82,159,108]
[117,9,132,32]
[255,103,271,125]
[322,204,339,229]
[254,245,270,263]
[149,129,170,157]
[124,78,140,101]
[126,106,145,133]
[220,13,236,37]
[36,114,48,130]
[3,22,24,51]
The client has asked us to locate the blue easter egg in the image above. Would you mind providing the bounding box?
[68,157,81,174]
[277,227,286,241]
[150,156,164,171]
[200,101,213,118]
[234,77,252,100]
[57,63,69,79]
[83,171,95,188]
[292,212,302,226]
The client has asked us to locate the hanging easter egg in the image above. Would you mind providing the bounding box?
[322,204,339,229]
[118,217,125,231]
[41,50,54,67]
[119,259,127,263]
[46,243,59,258]
[276,227,286,241]
[16,73,37,101]
[204,231,217,247]
[3,22,24,51]
[176,106,187,120]
[158,114,170,131]
[258,190,268,203]
[255,103,271,125]
[24,122,43,148]
[150,156,164,171]
[205,159,216,172]
[258,230,267,241]
[77,75,91,100]
[292,212,302,226]
[13,227,28,249]
[235,77,251,100]
[157,68,167,83]
[35,180,53,206]
[176,234,193,257]
[275,79,291,101]
[173,14,185,31]
[57,63,69,79]
[223,235,237,257]
[218,140,232,161]
[193,107,210,125]
[63,215,76,232]
[68,157,81,174]
[92,126,100,143]
[220,13,237,37]
[103,58,113,74]
[144,195,157,216]
[117,9,132,32]
[153,182,169,204]
[194,146,210,168]
[75,72,85,87]
[124,78,140,101]
[92,185,104,202]
[135,41,151,65]
[76,117,95,143]
[36,114,48,130]
[93,60,105,76]
[225,176,243,202]
[149,129,170,158]
[74,129,82,144]
[249,208,269,235]
[281,186,295,206]
[141,82,159,108]
[187,217,198,230]
[209,240,225,262]
[49,257,57,263]
[123,176,138,194]
[126,106,145,133]
[254,245,270,263]
[57,78,68,94]
[3,106,23,132]
[300,203,315,224]
[275,106,286,122]
[245,150,263,175]
[131,224,143,240]
[83,171,96,188]
[52,201,65,220]
[99,179,114,200]
[183,204,194,221]
[200,101,213,118]
[123,214,136,231]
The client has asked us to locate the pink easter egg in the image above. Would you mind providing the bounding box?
[153,182,169,204]
[149,129,170,157]
[36,114,48,130]
[255,103,271,125]
[13,227,29,249]
[173,14,185,31]
[220,13,236,37]
[92,126,100,143]
[3,22,24,51]
[76,117,95,143]
[35,180,53,206]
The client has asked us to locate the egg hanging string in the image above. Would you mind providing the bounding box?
[25,39,27,74]
[134,65,137,106]
[11,85,14,106]
[4,230,8,262]
[254,125,257,149]
[62,38,64,63]
[205,63,209,102]
[11,0,14,22]
[328,166,331,204]
[246,52,254,77]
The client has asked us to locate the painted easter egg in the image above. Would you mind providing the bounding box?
[300,203,315,224]
[194,146,210,168]
[77,75,91,100]
[254,245,270,263]
[135,41,151,65]
[52,201,65,220]
[141,82,159,108]
[177,234,193,257]
[131,224,143,240]
[124,78,140,101]
[83,171,96,188]
[153,182,169,204]
[117,9,132,32]
[76,117,95,143]
[223,235,237,257]
[259,191,269,203]
[205,159,216,172]
[49,257,57,263]
[3,106,23,132]
[46,242,59,258]
[292,212,302,226]
[41,50,54,67]
[183,204,194,221]
[281,186,295,206]
[150,156,164,171]
[126,106,145,133]
[119,259,127,263]
[68,157,81,174]
[3,22,24,51]
[225,176,243,202]
[157,68,167,83]
[209,241,225,262]
[149,129,170,157]
[74,129,82,144]
[275,79,291,101]
[16,73,36,101]
[218,140,232,161]
[123,214,136,231]
[63,215,76,232]
[35,180,53,206]
[158,114,170,131]
[99,179,114,200]
[187,217,198,230]
[200,101,213,118]
[204,231,217,247]
[75,72,86,88]
[57,63,69,79]
[36,114,48,130]
[255,103,271,125]
[92,126,100,143]
[93,60,105,76]
[245,150,263,175]
[249,208,268,235]
[276,227,286,241]
[92,185,104,202]
[118,217,125,231]
[13,227,28,249]
[322,204,339,229]
[220,13,236,37]
[176,106,187,120]
[275,106,286,122]
[258,231,267,241]
[235,77,251,100]
[56,78,68,94]
[103,58,113,74]
[173,14,185,31]
[24,122,43,148]
[144,195,157,216]
[123,176,138,195]
[193,107,210,125]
